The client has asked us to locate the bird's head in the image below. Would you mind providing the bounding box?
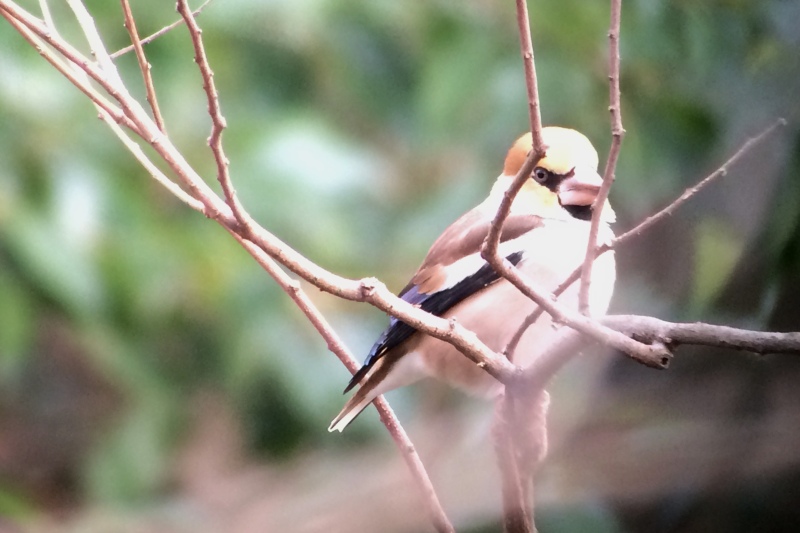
[495,127,615,222]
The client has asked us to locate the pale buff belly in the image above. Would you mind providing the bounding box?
[414,245,615,397]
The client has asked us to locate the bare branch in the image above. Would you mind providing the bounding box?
[511,318,800,409]
[102,111,204,210]
[601,315,800,356]
[110,0,212,59]
[3,7,457,515]
[494,395,534,533]
[3,0,242,221]
[515,0,543,143]
[120,0,167,132]
[65,0,125,89]
[517,315,800,389]
[610,117,787,247]
[23,0,197,208]
[176,0,250,228]
[578,0,625,315]
[0,7,141,135]
[484,0,547,258]
[225,233,456,533]
[37,0,53,28]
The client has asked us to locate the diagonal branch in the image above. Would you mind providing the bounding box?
[0,8,141,136]
[484,0,547,258]
[1,5,458,528]
[610,117,787,248]
[65,0,125,89]
[8,0,530,397]
[226,234,456,533]
[27,0,196,208]
[483,0,547,267]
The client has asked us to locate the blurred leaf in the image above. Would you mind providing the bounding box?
[537,502,624,533]
[0,483,35,520]
[691,218,744,313]
[2,210,104,320]
[0,269,34,383]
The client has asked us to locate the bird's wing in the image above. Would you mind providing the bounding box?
[344,211,541,393]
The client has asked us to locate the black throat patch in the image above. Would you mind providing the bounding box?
[562,203,593,221]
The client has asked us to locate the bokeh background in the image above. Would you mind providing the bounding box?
[1,0,799,531]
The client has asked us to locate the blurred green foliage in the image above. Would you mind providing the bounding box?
[1,0,799,531]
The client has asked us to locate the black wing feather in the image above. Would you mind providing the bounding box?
[344,251,524,393]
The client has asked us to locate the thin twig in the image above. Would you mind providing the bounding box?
[483,0,547,262]
[101,111,205,210]
[0,7,141,136]
[120,0,167,132]
[65,0,125,89]
[37,0,53,28]
[4,0,234,219]
[2,1,130,112]
[515,0,543,142]
[483,151,544,262]
[176,0,248,228]
[611,117,787,247]
[226,234,456,533]
[483,0,547,264]
[28,0,195,207]
[110,0,212,59]
[578,0,624,315]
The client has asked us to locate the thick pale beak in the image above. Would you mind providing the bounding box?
[557,167,603,206]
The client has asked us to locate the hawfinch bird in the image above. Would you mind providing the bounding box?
[329,127,616,432]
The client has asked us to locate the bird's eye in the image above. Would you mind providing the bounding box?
[532,167,550,184]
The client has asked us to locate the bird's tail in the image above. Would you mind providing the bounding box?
[328,383,379,432]
[328,351,423,432]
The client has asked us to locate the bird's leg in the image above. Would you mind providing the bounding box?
[494,390,536,533]
[516,388,551,471]
[493,386,551,533]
